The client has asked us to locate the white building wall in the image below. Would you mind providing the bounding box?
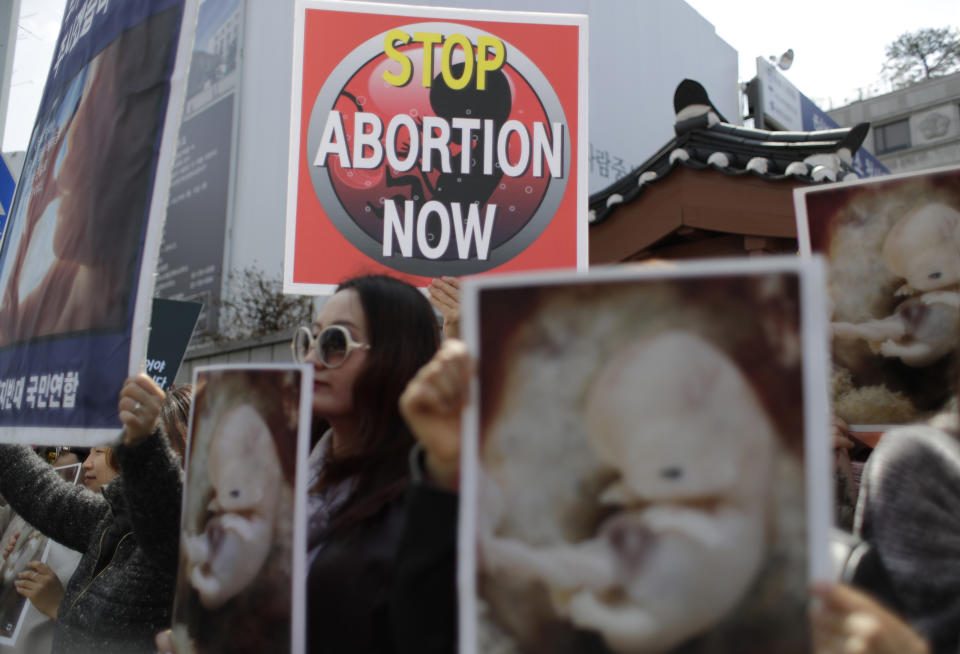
[224,1,295,283]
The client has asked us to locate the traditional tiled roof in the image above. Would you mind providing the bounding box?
[589,79,870,225]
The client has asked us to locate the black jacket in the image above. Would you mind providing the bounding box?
[0,431,181,654]
[390,482,458,654]
[308,494,407,654]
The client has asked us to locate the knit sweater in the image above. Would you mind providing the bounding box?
[854,424,960,654]
[0,431,182,654]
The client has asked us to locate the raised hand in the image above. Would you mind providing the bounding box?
[428,276,462,340]
[118,373,166,447]
[399,339,472,490]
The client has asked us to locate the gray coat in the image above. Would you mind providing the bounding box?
[0,432,182,654]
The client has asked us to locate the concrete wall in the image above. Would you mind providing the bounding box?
[828,71,960,174]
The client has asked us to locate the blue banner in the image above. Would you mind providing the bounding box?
[0,157,14,239]
[0,0,195,442]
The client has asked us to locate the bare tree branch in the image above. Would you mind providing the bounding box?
[214,266,313,343]
[882,27,960,89]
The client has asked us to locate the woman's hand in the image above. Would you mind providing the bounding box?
[428,277,461,340]
[15,560,64,619]
[399,339,472,490]
[118,374,165,447]
[811,582,930,654]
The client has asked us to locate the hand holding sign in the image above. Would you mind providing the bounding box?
[118,374,165,447]
[399,339,472,490]
[14,561,64,620]
[428,276,461,339]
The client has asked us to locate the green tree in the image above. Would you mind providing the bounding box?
[883,27,960,88]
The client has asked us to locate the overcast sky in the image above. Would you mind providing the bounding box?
[3,0,65,152]
[3,0,960,151]
[684,0,960,110]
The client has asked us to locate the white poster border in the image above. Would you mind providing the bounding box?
[457,255,833,654]
[175,362,312,654]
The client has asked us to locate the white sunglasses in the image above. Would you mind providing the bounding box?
[291,324,369,367]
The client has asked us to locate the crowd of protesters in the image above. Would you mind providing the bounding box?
[0,271,953,654]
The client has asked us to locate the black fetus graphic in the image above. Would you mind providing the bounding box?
[365,61,513,257]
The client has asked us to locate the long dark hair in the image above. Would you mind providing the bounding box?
[318,275,441,531]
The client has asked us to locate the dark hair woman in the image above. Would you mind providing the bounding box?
[292,274,441,654]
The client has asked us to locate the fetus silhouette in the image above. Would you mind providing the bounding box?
[367,60,512,256]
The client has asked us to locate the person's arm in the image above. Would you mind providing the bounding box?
[113,374,183,570]
[398,339,471,490]
[391,447,460,654]
[0,444,106,551]
[392,340,472,654]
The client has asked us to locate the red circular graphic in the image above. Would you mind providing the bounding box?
[324,43,552,260]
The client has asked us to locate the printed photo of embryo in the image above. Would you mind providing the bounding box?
[0,460,80,645]
[461,261,830,654]
[796,164,960,427]
[172,366,309,654]
[0,6,179,347]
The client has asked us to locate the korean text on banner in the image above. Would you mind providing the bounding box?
[0,0,198,445]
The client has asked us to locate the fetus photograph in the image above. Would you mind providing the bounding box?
[0,5,179,347]
[0,461,78,644]
[796,165,960,426]
[0,517,47,641]
[463,263,826,654]
[172,366,309,654]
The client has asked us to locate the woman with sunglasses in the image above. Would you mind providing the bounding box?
[291,274,441,654]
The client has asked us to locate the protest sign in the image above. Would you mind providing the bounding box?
[0,461,81,646]
[146,298,203,390]
[458,257,832,654]
[0,0,197,444]
[172,364,311,654]
[795,164,960,430]
[285,0,588,294]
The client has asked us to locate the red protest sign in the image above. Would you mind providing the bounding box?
[286,1,587,293]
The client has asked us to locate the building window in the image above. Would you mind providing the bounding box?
[874,119,911,154]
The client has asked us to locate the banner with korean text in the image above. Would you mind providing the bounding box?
[0,0,197,444]
[285,0,588,294]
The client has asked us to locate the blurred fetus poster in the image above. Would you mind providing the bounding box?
[458,258,833,654]
[172,365,312,654]
[0,0,197,444]
[0,461,81,647]
[795,164,960,429]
